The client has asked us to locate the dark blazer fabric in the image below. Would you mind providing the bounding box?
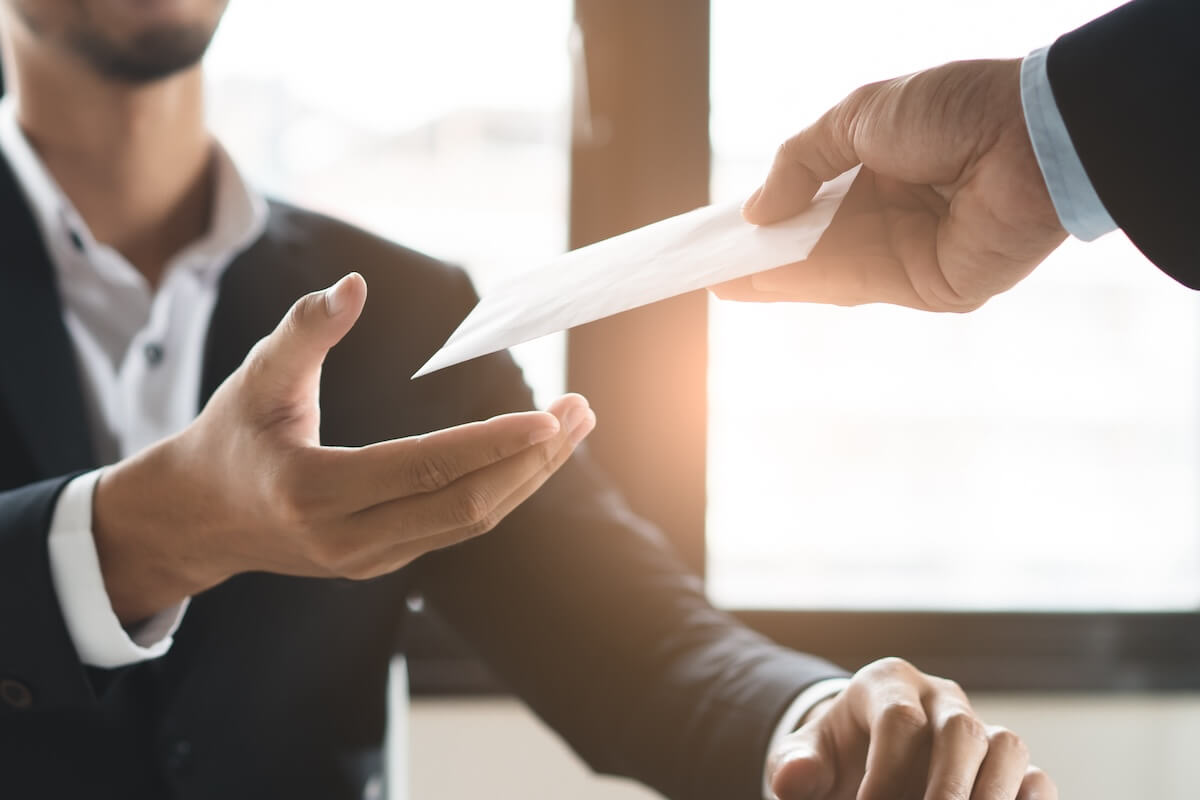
[1048,0,1199,285]
[0,156,845,800]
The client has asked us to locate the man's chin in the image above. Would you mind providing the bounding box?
[69,23,216,84]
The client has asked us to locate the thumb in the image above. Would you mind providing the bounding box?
[742,85,874,226]
[253,272,367,392]
[769,731,836,800]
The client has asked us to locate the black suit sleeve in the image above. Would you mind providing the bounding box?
[1047,0,1199,285]
[0,476,98,713]
[411,272,847,800]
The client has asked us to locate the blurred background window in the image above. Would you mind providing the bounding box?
[205,0,571,406]
[707,0,1200,611]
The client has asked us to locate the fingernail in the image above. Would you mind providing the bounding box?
[742,186,763,213]
[528,421,560,445]
[325,274,354,316]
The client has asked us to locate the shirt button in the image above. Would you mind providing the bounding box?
[143,342,165,367]
[67,228,85,252]
[0,679,33,710]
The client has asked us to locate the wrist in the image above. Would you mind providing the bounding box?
[93,436,226,623]
[1019,45,1115,241]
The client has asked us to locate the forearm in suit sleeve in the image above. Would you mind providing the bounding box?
[417,448,846,800]
[412,272,846,800]
[0,476,98,713]
[1047,0,1199,286]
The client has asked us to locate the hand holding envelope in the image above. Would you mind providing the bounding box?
[414,167,861,378]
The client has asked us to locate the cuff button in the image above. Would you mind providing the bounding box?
[0,679,33,709]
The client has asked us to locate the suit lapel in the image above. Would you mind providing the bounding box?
[0,155,95,477]
[199,204,312,408]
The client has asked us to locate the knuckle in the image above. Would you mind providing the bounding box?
[937,677,968,700]
[988,726,1028,756]
[287,291,321,331]
[773,138,797,166]
[409,451,455,493]
[925,282,987,312]
[824,97,865,160]
[778,131,826,180]
[462,504,505,538]
[868,656,917,678]
[845,80,888,120]
[942,710,988,743]
[451,487,494,527]
[877,701,928,733]
[478,510,504,534]
[487,438,514,465]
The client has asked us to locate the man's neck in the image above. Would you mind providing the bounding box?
[7,43,213,288]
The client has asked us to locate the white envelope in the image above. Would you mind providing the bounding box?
[413,166,859,378]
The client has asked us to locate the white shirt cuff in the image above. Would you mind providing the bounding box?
[1020,45,1118,242]
[763,677,851,800]
[46,469,189,669]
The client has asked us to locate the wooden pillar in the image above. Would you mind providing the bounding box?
[568,0,711,575]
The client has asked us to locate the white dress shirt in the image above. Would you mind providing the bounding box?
[0,96,268,669]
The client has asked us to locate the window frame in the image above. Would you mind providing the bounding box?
[406,0,1200,696]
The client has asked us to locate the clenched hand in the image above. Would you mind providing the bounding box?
[771,658,1056,800]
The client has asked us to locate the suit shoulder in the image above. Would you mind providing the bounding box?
[262,199,475,298]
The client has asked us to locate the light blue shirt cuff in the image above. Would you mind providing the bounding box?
[1020,46,1118,242]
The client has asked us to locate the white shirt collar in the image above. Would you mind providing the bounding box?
[0,94,268,290]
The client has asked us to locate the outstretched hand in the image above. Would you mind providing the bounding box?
[94,274,595,623]
[714,60,1067,311]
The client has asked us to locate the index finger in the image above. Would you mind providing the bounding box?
[742,85,876,225]
[312,394,589,512]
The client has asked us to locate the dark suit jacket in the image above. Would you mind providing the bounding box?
[1048,0,1198,285]
[0,154,844,799]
